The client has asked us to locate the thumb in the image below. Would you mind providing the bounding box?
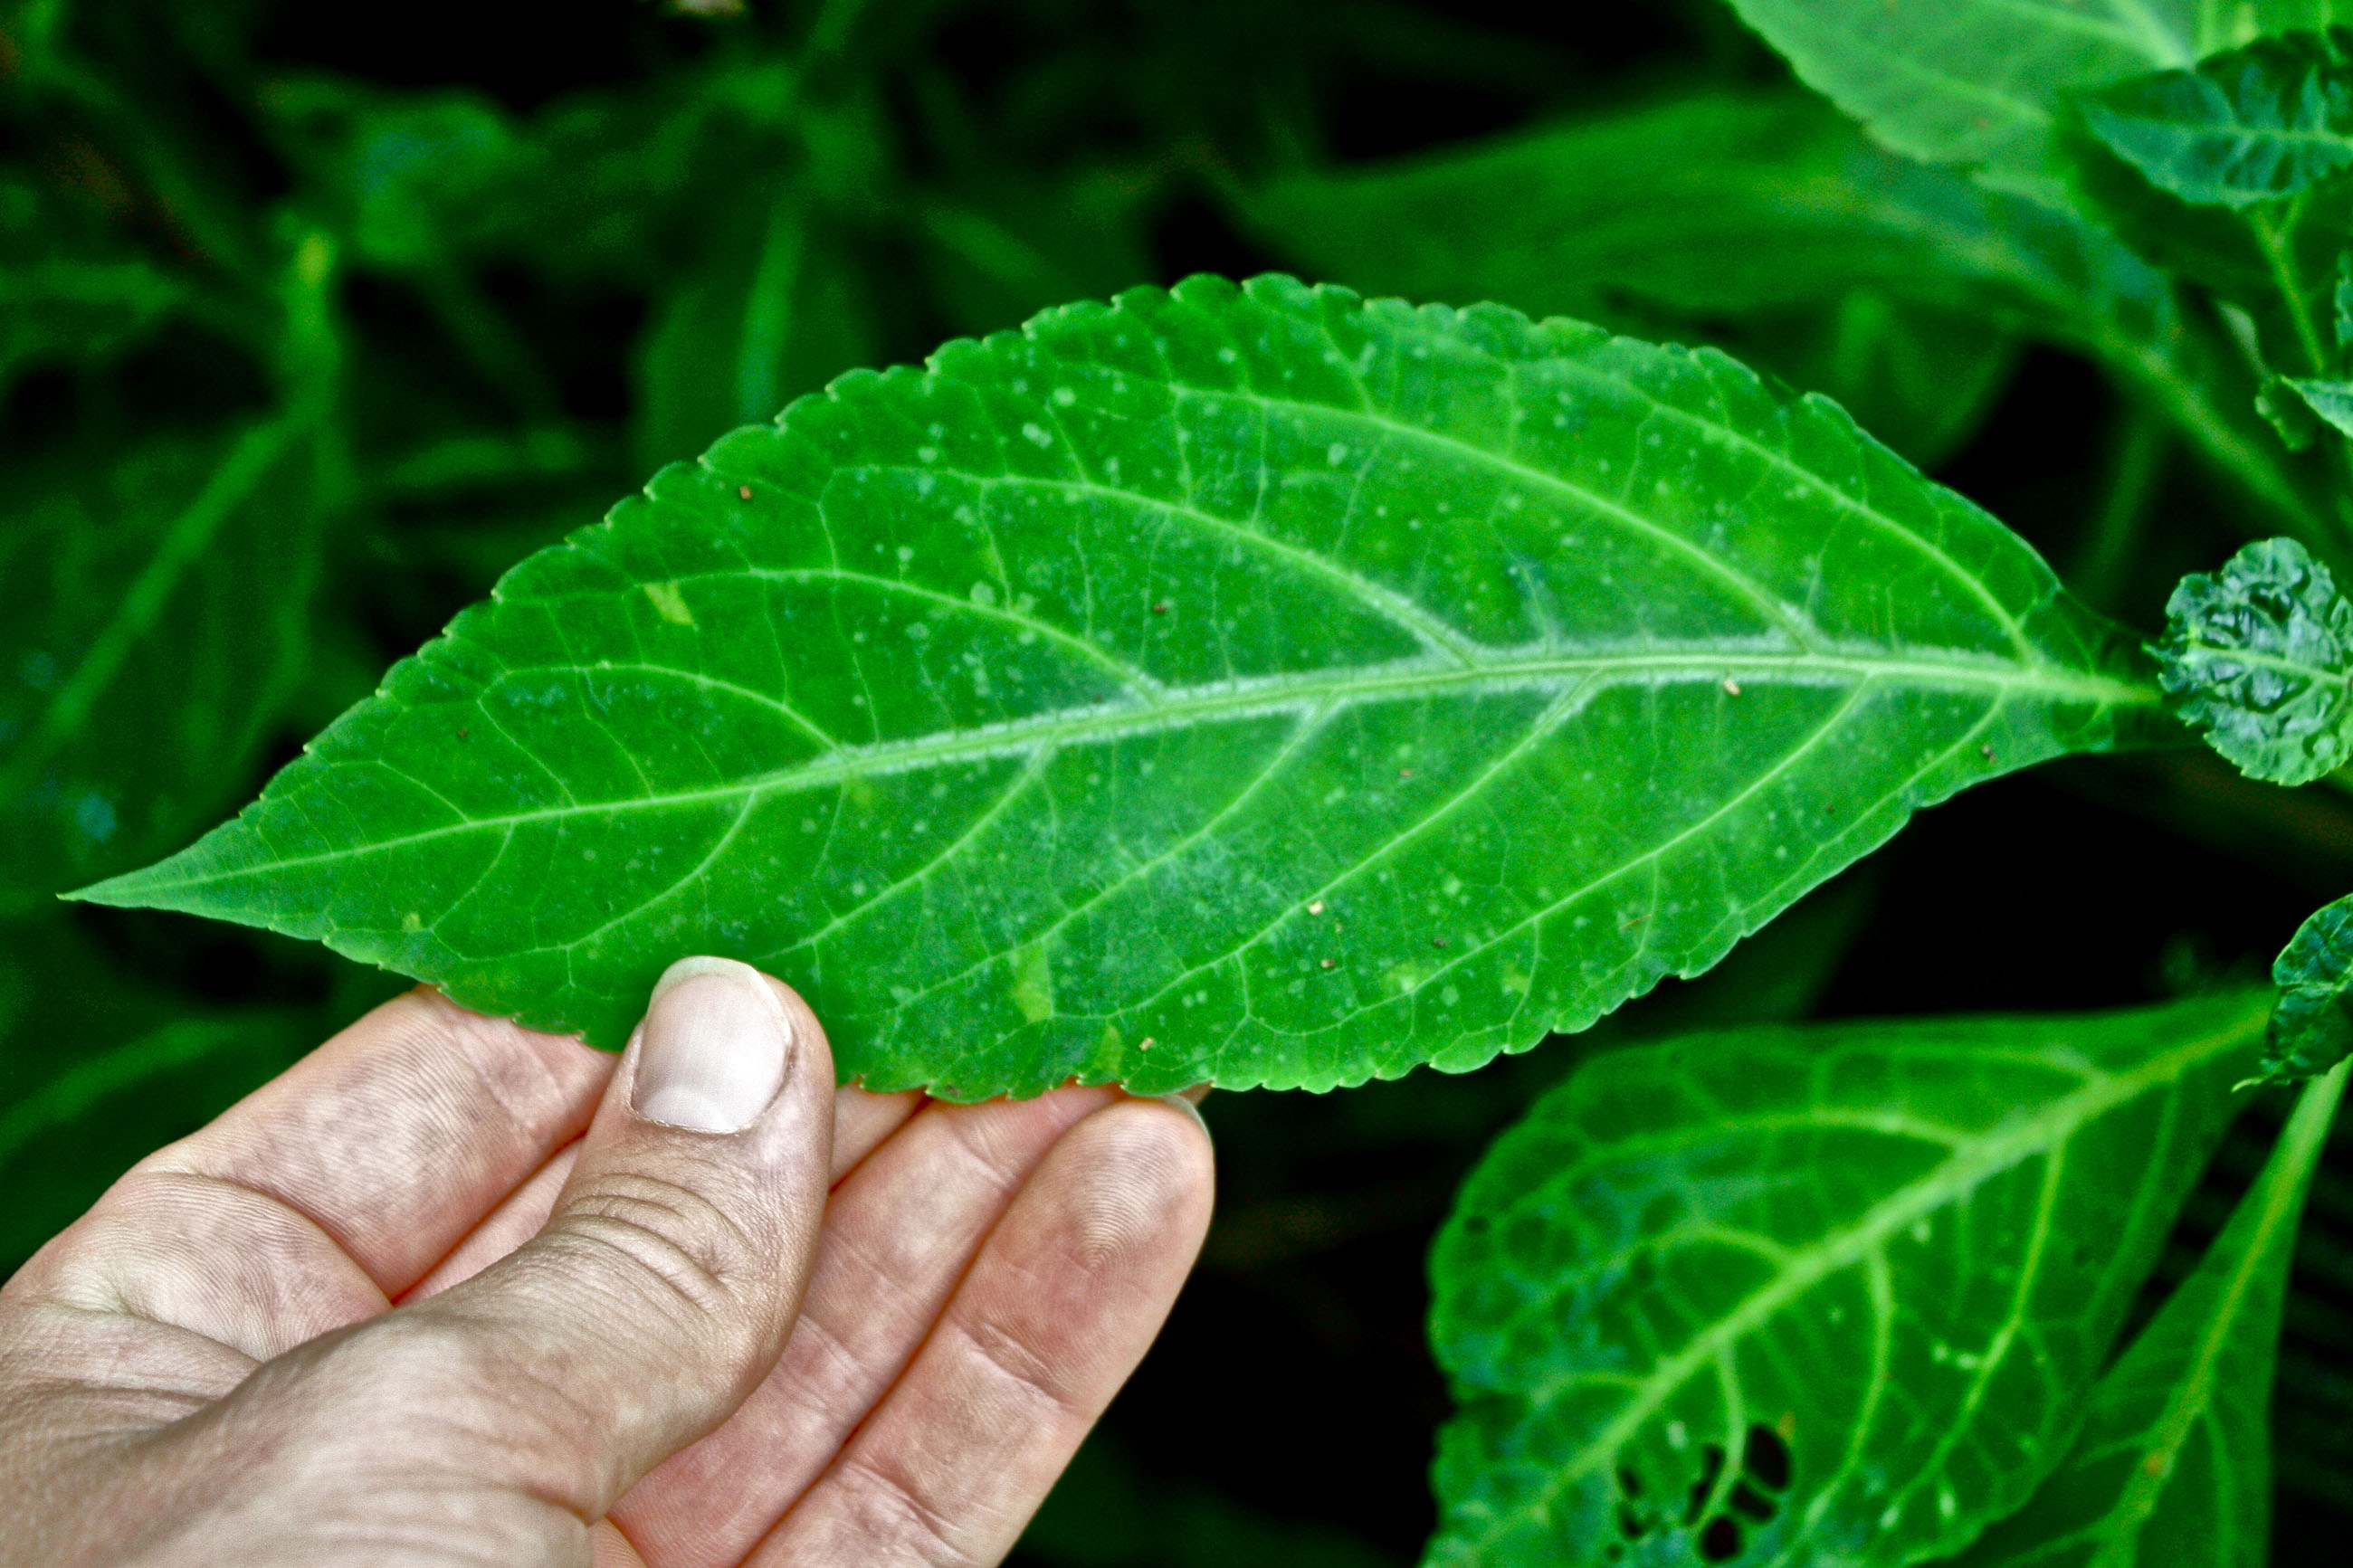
[395,956,834,1515]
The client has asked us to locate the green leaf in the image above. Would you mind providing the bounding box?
[1236,91,2041,463]
[2081,28,2353,208]
[1718,0,2213,197]
[75,277,2158,1096]
[2153,536,2353,784]
[1234,90,2267,484]
[634,199,880,472]
[1948,1059,2348,1568]
[2282,371,2353,432]
[1240,94,2053,321]
[1424,991,2266,1568]
[0,419,328,910]
[2263,890,2353,1079]
[0,172,191,386]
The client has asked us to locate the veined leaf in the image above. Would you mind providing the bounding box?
[1236,91,2043,462]
[1239,94,2060,320]
[76,277,2158,1097]
[1424,992,2265,1568]
[2153,536,2353,784]
[2264,891,2353,1079]
[1948,1059,2348,1568]
[1719,0,2215,197]
[2082,28,2353,208]
[0,421,327,910]
[1234,89,2301,518]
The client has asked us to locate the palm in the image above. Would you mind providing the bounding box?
[0,989,1211,1567]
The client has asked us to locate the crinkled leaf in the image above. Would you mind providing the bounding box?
[1720,0,2215,198]
[0,421,327,910]
[2265,891,2353,1078]
[1948,1059,2346,1568]
[1424,992,2265,1568]
[2057,81,2353,379]
[2082,28,2353,208]
[76,277,2158,1097]
[2153,536,2353,784]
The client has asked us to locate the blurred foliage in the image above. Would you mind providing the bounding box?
[6,0,2353,1561]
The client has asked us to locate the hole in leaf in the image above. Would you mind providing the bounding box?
[1698,1516,1743,1562]
[1743,1421,1792,1493]
[1615,1465,1647,1538]
[1729,1482,1775,1523]
[1684,1443,1726,1525]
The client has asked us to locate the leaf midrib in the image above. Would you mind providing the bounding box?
[2177,636,2353,689]
[88,641,2154,901]
[1459,993,2268,1552]
[2087,1061,2348,1566]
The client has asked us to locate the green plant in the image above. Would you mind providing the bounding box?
[15,1,2353,1563]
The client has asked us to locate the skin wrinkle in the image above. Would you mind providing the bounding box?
[140,992,607,1295]
[610,1088,1118,1568]
[0,982,1211,1568]
[71,1171,386,1359]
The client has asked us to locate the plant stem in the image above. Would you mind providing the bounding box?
[414,263,562,423]
[2099,1058,2347,1561]
[2073,404,2168,611]
[733,198,806,425]
[2253,199,2329,378]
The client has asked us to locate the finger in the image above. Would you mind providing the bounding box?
[608,1083,1118,1566]
[341,957,835,1518]
[7,990,610,1357]
[751,1096,1213,1566]
[403,1086,921,1304]
[400,1139,583,1303]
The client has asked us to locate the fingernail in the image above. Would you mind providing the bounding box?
[632,956,795,1133]
[1154,1090,1213,1145]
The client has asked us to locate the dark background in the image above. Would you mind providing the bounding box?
[5,2,2350,1563]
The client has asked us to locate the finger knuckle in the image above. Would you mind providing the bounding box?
[544,1170,769,1322]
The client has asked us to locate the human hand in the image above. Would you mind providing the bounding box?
[0,958,1215,1566]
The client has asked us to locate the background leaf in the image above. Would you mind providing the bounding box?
[1424,991,2266,1568]
[1718,0,2212,197]
[78,276,2158,1097]
[2153,535,2353,784]
[2082,28,2353,209]
[1234,91,2036,465]
[0,171,193,383]
[1947,1060,2348,1568]
[0,418,327,911]
[1232,86,2309,528]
